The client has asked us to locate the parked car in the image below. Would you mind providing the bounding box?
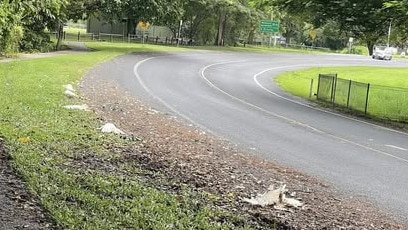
[372,46,393,60]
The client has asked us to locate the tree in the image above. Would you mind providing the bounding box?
[0,1,23,56]
[210,0,253,46]
[16,0,68,51]
[384,0,408,48]
[248,0,311,46]
[273,0,393,55]
[161,0,256,46]
[180,0,214,42]
[279,14,304,45]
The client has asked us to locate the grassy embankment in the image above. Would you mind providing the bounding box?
[276,66,408,121]
[0,42,255,229]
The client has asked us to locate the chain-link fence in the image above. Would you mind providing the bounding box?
[316,74,337,102]
[317,74,370,114]
[369,85,408,121]
[316,74,408,121]
[49,31,96,42]
[52,31,183,45]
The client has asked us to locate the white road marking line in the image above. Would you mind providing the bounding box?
[253,69,408,137]
[252,68,408,163]
[385,145,407,151]
[133,56,215,135]
[134,56,408,164]
[200,62,323,134]
[201,61,408,164]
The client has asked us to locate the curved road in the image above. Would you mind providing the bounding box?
[105,51,408,221]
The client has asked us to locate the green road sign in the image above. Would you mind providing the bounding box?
[260,20,279,33]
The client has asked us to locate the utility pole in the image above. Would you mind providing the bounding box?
[269,8,272,47]
[387,19,392,47]
[177,20,183,47]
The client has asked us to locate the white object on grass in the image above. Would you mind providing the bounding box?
[243,184,303,208]
[64,84,75,92]
[99,123,125,135]
[62,104,89,111]
[64,89,77,98]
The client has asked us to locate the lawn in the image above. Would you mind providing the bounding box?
[0,43,254,229]
[60,29,341,54]
[184,43,335,54]
[64,27,87,34]
[276,66,408,121]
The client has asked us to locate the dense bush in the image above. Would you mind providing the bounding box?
[20,30,54,53]
[0,0,66,56]
[341,45,369,55]
[0,2,23,56]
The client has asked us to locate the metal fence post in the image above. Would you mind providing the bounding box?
[347,79,352,108]
[331,74,337,106]
[309,79,314,98]
[365,83,370,114]
[316,74,321,100]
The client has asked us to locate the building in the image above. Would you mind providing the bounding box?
[87,17,173,39]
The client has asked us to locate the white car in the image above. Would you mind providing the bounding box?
[372,46,393,60]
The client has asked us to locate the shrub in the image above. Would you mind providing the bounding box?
[20,29,54,53]
[0,3,23,56]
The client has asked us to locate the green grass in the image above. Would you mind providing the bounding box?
[186,44,332,54]
[0,43,256,229]
[340,45,369,56]
[60,31,336,54]
[64,27,87,34]
[276,66,408,121]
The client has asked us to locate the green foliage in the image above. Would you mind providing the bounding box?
[279,14,305,45]
[272,0,400,53]
[340,45,368,55]
[0,1,23,56]
[2,0,406,53]
[0,0,68,54]
[3,25,24,55]
[180,0,216,42]
[20,29,54,52]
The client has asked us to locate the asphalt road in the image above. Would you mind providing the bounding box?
[102,51,408,221]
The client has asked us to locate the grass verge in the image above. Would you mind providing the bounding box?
[185,44,334,54]
[276,66,408,122]
[61,32,340,55]
[0,42,255,229]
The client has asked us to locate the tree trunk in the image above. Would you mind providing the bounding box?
[188,17,195,40]
[367,41,375,56]
[247,28,255,44]
[128,20,136,35]
[282,32,291,46]
[216,12,226,46]
[55,23,63,51]
[222,15,227,46]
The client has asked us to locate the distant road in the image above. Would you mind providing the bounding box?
[105,51,408,221]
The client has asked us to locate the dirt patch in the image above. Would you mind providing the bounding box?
[0,138,56,230]
[80,64,407,229]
